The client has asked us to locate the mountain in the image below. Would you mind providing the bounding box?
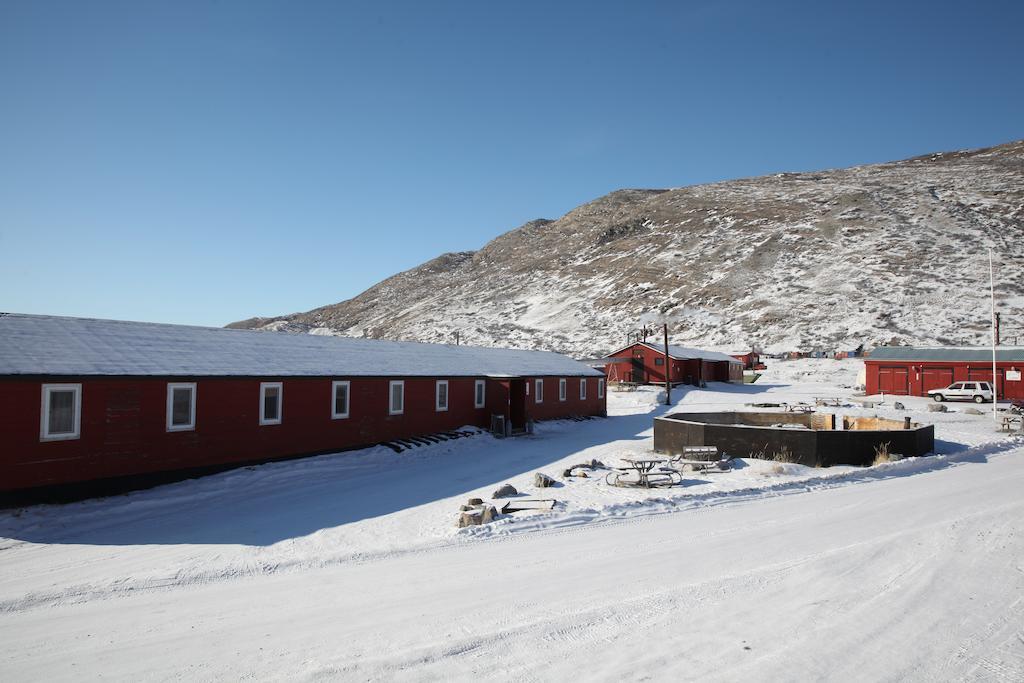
[228,140,1024,356]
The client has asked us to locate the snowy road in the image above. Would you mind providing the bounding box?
[2,360,1023,680]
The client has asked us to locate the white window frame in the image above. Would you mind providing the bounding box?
[598,378,605,399]
[474,379,486,408]
[331,380,350,420]
[166,382,197,432]
[559,378,567,401]
[389,380,405,415]
[259,381,283,425]
[535,378,544,404]
[435,379,449,412]
[40,383,82,441]
[580,378,587,400]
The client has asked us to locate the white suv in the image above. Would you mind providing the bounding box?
[927,382,993,403]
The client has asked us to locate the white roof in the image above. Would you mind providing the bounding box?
[0,314,603,378]
[624,341,743,364]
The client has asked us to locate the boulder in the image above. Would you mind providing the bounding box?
[457,504,498,527]
[927,403,948,413]
[467,497,484,506]
[894,402,905,410]
[534,472,556,488]
[963,407,984,415]
[492,484,518,499]
[590,459,605,469]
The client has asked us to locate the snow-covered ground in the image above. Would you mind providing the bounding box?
[2,359,1023,680]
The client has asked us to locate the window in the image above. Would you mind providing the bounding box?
[436,380,449,412]
[558,378,567,401]
[40,383,81,441]
[535,378,544,403]
[332,381,350,419]
[166,382,196,431]
[389,380,405,415]
[580,378,587,400]
[260,382,283,425]
[475,379,486,408]
[598,379,605,399]
[654,357,664,366]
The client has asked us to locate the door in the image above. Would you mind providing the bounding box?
[878,367,909,395]
[632,356,645,383]
[921,367,954,394]
[509,379,526,430]
[968,368,1005,398]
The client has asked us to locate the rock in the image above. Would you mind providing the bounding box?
[492,484,518,498]
[927,403,947,413]
[562,468,573,478]
[457,504,498,527]
[590,459,605,468]
[467,497,484,506]
[963,407,984,415]
[578,471,589,478]
[894,401,905,410]
[534,472,556,488]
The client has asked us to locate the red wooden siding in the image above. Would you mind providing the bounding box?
[605,343,740,385]
[1,375,606,493]
[864,360,1024,399]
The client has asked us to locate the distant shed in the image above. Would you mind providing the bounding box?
[603,341,743,385]
[864,346,1024,399]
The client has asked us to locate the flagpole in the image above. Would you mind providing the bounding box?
[990,249,998,421]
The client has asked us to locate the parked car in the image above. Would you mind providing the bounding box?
[927,382,993,403]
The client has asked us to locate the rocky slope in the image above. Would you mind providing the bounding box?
[229,140,1024,356]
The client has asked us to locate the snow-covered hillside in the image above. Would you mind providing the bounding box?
[230,140,1024,356]
[1,360,1023,680]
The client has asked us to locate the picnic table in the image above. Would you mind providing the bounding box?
[606,457,680,488]
[784,402,815,413]
[1000,415,1023,433]
[814,396,843,407]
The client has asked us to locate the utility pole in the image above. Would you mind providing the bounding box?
[990,249,998,421]
[455,331,460,346]
[663,323,672,406]
[995,312,1001,345]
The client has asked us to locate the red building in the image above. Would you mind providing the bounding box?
[603,341,744,385]
[729,350,762,370]
[864,346,1024,399]
[0,314,606,499]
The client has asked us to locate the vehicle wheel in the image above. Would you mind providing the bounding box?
[974,395,984,404]
[933,394,944,402]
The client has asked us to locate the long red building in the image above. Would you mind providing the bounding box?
[0,314,606,499]
[603,341,743,385]
[865,346,1024,399]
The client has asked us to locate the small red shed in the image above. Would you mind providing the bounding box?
[0,314,607,499]
[864,346,1024,400]
[603,341,744,385]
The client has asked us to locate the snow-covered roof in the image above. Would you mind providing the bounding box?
[867,346,1024,363]
[606,341,742,364]
[0,314,604,378]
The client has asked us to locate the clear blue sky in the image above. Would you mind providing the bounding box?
[2,1,1022,326]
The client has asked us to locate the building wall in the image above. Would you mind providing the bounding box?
[864,361,1024,399]
[605,344,739,385]
[1,374,606,494]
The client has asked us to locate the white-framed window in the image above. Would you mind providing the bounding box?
[260,382,283,425]
[559,378,567,401]
[436,380,449,412]
[332,380,350,419]
[535,378,544,403]
[166,382,196,432]
[580,378,587,400]
[389,380,405,415]
[598,378,605,399]
[40,383,81,441]
[474,379,486,408]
